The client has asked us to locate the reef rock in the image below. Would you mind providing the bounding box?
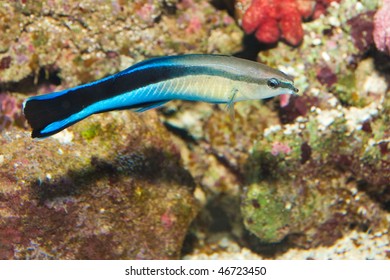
[0,0,243,85]
[0,111,197,259]
[241,90,389,245]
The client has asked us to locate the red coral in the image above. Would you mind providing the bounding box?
[242,0,340,46]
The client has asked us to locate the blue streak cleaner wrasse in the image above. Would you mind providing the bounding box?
[23,54,299,138]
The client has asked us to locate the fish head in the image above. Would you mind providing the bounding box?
[244,64,300,100]
[263,76,299,97]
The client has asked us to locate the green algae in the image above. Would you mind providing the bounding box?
[334,72,367,107]
[242,176,327,244]
[80,123,102,140]
[32,30,49,48]
[242,183,291,243]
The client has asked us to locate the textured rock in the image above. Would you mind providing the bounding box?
[0,0,243,86]
[0,0,243,135]
[239,59,389,244]
[178,0,389,256]
[0,111,197,259]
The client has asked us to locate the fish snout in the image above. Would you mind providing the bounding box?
[292,86,300,96]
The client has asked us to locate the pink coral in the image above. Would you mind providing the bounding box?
[241,0,340,46]
[271,142,292,156]
[373,0,390,55]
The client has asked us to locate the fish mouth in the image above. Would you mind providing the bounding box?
[289,84,300,96]
[281,81,300,96]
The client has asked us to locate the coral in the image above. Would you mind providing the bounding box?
[373,0,390,55]
[270,141,291,156]
[239,0,341,46]
[258,1,382,106]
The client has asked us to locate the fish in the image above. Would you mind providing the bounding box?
[23,54,299,138]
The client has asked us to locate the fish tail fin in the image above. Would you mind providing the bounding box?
[23,92,87,138]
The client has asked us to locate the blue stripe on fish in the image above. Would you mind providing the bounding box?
[23,54,299,138]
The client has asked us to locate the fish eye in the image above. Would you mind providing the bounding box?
[267,78,280,89]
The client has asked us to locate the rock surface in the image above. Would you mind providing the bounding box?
[0,111,197,259]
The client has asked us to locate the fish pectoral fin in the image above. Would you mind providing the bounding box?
[132,100,170,113]
[227,103,235,120]
[225,88,237,120]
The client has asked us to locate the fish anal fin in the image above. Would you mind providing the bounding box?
[133,100,169,113]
